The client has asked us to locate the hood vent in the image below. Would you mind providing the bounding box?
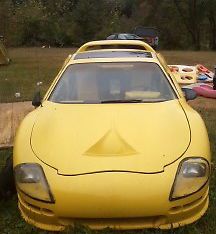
[85,129,137,156]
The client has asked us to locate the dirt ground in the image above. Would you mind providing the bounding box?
[0,98,214,149]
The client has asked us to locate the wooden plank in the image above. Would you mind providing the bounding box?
[0,102,33,148]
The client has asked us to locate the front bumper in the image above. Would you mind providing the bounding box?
[17,167,209,231]
[19,191,208,231]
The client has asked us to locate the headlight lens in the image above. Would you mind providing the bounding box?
[14,163,54,203]
[170,158,210,200]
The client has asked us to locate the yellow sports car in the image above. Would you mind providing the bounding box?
[13,40,211,231]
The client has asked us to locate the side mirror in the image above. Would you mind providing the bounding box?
[182,88,197,101]
[32,91,42,107]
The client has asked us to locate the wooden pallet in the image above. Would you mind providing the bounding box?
[0,102,33,149]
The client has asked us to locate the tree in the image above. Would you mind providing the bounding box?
[0,0,12,43]
[1,0,215,49]
[72,0,111,43]
[206,0,216,50]
[174,0,208,50]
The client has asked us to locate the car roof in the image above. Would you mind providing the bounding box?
[69,40,159,64]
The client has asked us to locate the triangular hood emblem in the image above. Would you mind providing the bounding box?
[85,129,137,156]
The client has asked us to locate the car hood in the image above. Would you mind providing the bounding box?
[31,100,190,175]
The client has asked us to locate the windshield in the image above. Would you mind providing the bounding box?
[119,34,140,39]
[49,62,176,104]
[125,34,141,39]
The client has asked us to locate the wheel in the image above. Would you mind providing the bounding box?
[0,155,16,200]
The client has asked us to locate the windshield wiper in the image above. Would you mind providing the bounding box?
[101,99,169,103]
[101,99,143,103]
[56,100,85,104]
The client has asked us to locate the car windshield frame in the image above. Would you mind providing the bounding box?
[48,62,177,104]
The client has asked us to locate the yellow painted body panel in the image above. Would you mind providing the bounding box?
[13,40,211,231]
[30,100,191,175]
[18,169,209,231]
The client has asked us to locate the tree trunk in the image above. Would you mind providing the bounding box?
[208,15,216,50]
[174,0,202,50]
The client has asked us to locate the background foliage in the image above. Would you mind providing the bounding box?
[0,0,216,50]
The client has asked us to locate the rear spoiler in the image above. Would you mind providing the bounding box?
[76,40,156,53]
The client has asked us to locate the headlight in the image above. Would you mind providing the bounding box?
[14,163,54,203]
[170,158,210,200]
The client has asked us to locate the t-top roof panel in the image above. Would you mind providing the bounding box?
[74,51,153,60]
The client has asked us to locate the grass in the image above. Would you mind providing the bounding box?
[0,48,215,233]
[0,48,216,103]
[0,48,76,103]
[162,51,216,69]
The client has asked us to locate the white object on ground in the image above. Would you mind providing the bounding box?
[15,93,21,98]
[168,65,197,84]
[37,81,43,86]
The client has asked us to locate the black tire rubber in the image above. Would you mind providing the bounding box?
[0,155,16,200]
